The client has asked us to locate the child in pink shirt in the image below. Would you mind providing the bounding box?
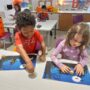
[51,22,90,76]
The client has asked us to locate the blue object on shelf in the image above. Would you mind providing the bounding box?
[21,2,28,7]
[78,0,85,9]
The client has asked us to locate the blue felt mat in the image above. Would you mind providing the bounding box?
[43,61,90,85]
[0,55,36,70]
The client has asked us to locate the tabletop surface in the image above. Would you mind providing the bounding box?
[0,49,90,90]
[4,19,57,31]
[35,20,57,31]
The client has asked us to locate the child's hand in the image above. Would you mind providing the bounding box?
[60,64,71,73]
[10,14,16,19]
[39,54,46,62]
[74,64,84,76]
[25,62,34,73]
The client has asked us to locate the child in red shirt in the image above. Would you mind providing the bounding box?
[37,5,49,21]
[37,5,52,36]
[15,10,46,73]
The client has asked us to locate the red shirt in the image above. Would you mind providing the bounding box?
[38,12,49,21]
[15,30,43,53]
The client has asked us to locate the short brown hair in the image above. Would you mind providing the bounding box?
[16,11,36,29]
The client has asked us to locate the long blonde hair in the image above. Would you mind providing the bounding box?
[65,22,90,56]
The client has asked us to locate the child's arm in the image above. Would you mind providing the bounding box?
[15,33,34,73]
[37,13,41,19]
[51,40,71,73]
[16,45,34,73]
[10,14,16,19]
[51,40,65,68]
[79,49,88,67]
[39,40,46,62]
[35,30,46,61]
[74,49,88,76]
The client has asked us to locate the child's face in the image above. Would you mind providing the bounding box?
[42,9,47,13]
[21,26,34,38]
[70,34,83,48]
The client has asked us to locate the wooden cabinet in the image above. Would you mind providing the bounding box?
[59,14,73,31]
[59,14,90,31]
[83,14,90,22]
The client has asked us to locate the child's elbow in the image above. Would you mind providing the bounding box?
[41,42,46,49]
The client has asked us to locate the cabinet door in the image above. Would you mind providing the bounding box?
[83,14,90,22]
[59,14,73,31]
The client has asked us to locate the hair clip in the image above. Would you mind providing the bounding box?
[22,12,29,21]
[22,12,26,17]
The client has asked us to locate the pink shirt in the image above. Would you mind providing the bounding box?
[51,40,88,68]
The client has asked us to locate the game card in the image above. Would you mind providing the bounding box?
[43,61,90,85]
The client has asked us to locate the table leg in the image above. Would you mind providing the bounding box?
[47,31,51,51]
[54,24,57,39]
[7,28,12,42]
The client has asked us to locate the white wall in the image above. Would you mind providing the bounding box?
[0,0,4,11]
[0,0,12,11]
[0,0,13,19]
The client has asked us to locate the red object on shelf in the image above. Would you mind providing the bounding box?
[72,0,78,8]
[0,17,5,37]
[13,0,23,5]
[0,17,12,49]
